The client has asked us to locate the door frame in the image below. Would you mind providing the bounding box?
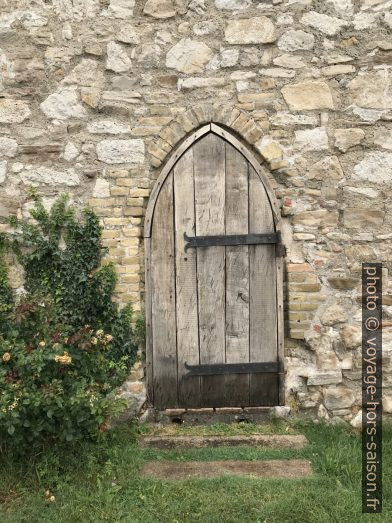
[144,123,285,407]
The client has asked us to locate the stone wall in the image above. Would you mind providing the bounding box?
[0,0,391,422]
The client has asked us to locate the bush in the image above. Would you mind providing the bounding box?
[0,194,140,449]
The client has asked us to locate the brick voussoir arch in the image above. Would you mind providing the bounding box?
[146,104,270,170]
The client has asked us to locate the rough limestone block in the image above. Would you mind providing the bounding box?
[340,325,361,349]
[322,64,356,76]
[106,41,132,73]
[178,77,228,90]
[334,128,365,152]
[301,11,349,35]
[321,304,347,326]
[307,371,342,386]
[143,0,176,19]
[327,277,359,290]
[97,139,145,164]
[40,87,87,120]
[0,99,31,123]
[0,161,7,184]
[307,156,344,180]
[343,208,385,229]
[353,152,392,184]
[0,137,18,158]
[293,210,339,228]
[373,127,392,150]
[323,386,355,410]
[215,0,251,9]
[348,70,392,110]
[282,81,334,110]
[87,120,132,135]
[225,17,276,44]
[294,127,329,151]
[278,29,315,51]
[103,0,135,19]
[21,166,80,186]
[93,178,111,198]
[166,39,213,73]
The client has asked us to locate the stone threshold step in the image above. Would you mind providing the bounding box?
[147,406,291,424]
[141,459,312,480]
[140,434,307,450]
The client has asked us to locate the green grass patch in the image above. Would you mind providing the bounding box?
[0,421,391,522]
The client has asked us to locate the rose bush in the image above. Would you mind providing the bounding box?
[0,194,141,449]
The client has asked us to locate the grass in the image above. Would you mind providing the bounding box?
[0,420,391,522]
[140,418,299,436]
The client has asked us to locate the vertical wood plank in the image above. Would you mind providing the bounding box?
[276,238,285,406]
[249,166,279,406]
[150,171,177,408]
[144,237,153,404]
[194,133,226,407]
[174,149,201,408]
[224,142,250,406]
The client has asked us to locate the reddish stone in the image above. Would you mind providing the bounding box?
[287,263,313,273]
[158,75,178,88]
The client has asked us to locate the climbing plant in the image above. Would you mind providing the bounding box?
[0,194,140,449]
[0,235,14,337]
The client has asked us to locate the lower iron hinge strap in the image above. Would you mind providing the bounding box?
[185,362,280,378]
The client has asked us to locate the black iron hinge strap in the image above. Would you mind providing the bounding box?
[185,362,280,378]
[184,232,281,252]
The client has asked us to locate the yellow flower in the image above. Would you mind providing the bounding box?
[96,329,104,337]
[91,337,98,345]
[105,334,113,343]
[38,341,46,347]
[49,496,55,502]
[54,352,72,365]
[2,352,11,362]
[8,399,19,411]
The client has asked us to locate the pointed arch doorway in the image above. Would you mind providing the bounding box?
[144,124,284,410]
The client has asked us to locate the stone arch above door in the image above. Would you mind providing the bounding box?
[146,104,278,170]
[144,124,285,410]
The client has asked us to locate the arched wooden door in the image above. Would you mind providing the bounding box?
[145,124,284,409]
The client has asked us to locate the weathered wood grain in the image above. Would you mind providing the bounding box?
[224,141,250,406]
[150,171,177,408]
[174,148,201,408]
[249,166,278,406]
[194,133,226,407]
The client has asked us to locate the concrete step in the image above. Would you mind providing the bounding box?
[140,459,312,480]
[140,434,308,450]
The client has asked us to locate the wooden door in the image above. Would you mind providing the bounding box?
[145,126,284,410]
